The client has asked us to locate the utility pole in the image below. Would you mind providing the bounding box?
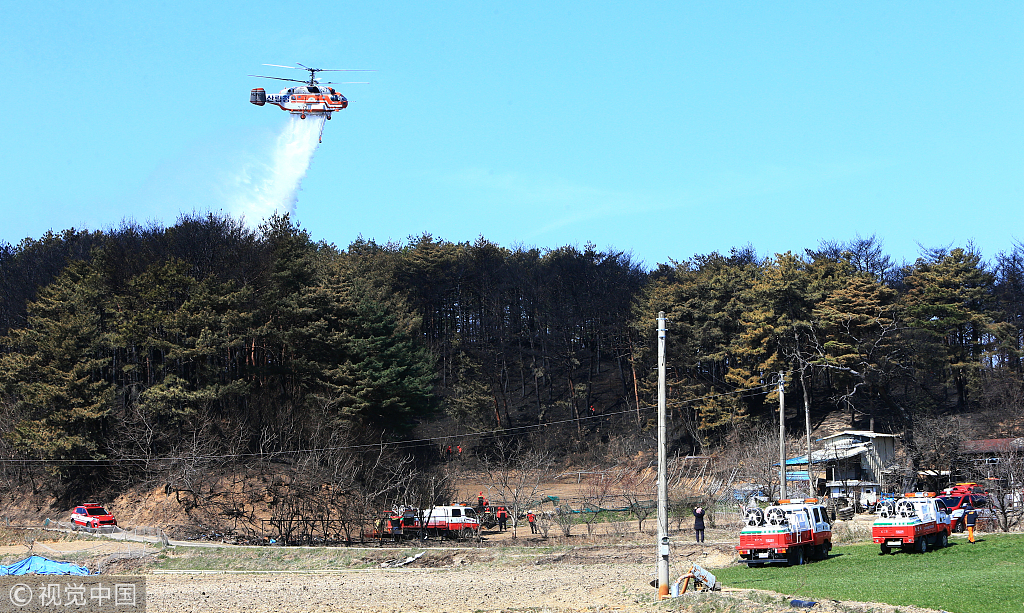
[656,312,670,598]
[805,390,813,499]
[778,372,786,500]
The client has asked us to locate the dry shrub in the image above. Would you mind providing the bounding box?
[830,519,871,544]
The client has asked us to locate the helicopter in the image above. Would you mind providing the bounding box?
[249,63,371,121]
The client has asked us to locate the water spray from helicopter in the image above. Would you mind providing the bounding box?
[228,113,327,222]
[228,63,371,223]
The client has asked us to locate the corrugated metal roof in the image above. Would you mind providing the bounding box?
[786,443,871,465]
[825,480,879,487]
[820,430,897,440]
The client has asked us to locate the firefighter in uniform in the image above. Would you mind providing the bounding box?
[964,504,978,543]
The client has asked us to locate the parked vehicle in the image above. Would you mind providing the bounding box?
[872,492,952,554]
[70,504,117,530]
[368,507,422,540]
[475,505,510,529]
[941,482,986,496]
[421,505,480,539]
[736,498,832,566]
[937,493,992,532]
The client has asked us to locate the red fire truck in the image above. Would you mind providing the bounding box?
[872,492,953,554]
[736,498,833,566]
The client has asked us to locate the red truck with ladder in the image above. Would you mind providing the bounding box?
[872,492,953,554]
[736,498,833,566]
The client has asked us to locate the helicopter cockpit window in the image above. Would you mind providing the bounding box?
[307,86,320,94]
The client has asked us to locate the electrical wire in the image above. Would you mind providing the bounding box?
[0,377,787,466]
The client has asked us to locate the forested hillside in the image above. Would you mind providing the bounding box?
[1,214,1022,509]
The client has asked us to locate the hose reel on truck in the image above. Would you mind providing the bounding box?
[744,508,764,527]
[765,507,788,526]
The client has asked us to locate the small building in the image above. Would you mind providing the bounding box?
[787,430,898,505]
[958,438,1024,509]
[960,437,1024,462]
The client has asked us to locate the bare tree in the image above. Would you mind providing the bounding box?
[617,461,655,534]
[667,455,737,530]
[481,437,553,539]
[401,467,457,542]
[553,503,576,537]
[910,416,966,492]
[734,422,783,503]
[576,475,615,537]
[966,439,1024,532]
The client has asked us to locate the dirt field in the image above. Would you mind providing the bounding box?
[141,541,944,613]
[142,539,738,613]
[0,475,946,612]
[1,524,953,613]
[143,573,948,613]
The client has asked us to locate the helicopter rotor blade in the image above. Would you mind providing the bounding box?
[249,75,307,83]
[261,63,374,72]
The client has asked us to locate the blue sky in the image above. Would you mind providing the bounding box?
[2,1,1022,269]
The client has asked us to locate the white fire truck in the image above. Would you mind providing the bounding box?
[736,498,833,566]
[872,492,953,554]
[421,505,481,539]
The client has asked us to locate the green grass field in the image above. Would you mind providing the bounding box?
[715,533,1024,613]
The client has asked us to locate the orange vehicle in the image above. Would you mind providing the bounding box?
[369,507,422,540]
[872,492,954,554]
[736,498,833,566]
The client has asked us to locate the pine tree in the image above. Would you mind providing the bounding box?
[902,247,996,411]
[0,261,113,477]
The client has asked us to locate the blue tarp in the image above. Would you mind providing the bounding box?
[0,555,91,576]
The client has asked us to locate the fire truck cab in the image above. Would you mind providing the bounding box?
[736,498,832,566]
[872,492,953,554]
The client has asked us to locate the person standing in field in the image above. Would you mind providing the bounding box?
[527,511,537,533]
[693,506,706,543]
[964,504,978,543]
[497,507,508,531]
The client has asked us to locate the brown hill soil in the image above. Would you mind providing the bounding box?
[2,465,727,542]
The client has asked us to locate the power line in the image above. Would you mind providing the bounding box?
[0,379,782,466]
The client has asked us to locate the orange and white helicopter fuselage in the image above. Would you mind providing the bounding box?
[249,85,347,119]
